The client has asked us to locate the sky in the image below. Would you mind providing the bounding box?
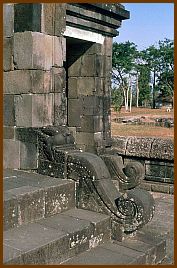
[114,3,174,51]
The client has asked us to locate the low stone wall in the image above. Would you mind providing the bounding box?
[111,136,174,186]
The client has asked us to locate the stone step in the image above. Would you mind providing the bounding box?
[3,169,75,230]
[62,231,166,265]
[3,208,111,264]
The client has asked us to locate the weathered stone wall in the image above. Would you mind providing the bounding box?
[3,3,67,169]
[67,38,112,153]
[3,3,129,169]
[111,136,174,186]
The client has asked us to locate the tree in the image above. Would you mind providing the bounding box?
[111,86,124,112]
[112,41,138,111]
[157,39,174,107]
[137,64,151,107]
[141,46,161,108]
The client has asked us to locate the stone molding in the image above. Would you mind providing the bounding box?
[111,136,174,161]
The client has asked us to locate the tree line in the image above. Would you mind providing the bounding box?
[111,38,174,112]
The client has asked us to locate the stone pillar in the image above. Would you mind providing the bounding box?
[3,3,67,169]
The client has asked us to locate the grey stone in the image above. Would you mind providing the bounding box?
[54,92,67,125]
[78,115,103,133]
[14,94,32,127]
[3,192,18,230]
[38,213,92,253]
[3,4,14,37]
[126,137,153,158]
[44,181,75,217]
[3,140,20,169]
[4,222,68,264]
[14,32,63,70]
[3,37,13,71]
[3,126,15,139]
[6,186,45,225]
[150,139,174,160]
[111,136,128,155]
[68,99,82,127]
[3,95,15,126]
[63,243,140,265]
[3,244,22,264]
[52,67,66,93]
[81,55,96,76]
[14,4,41,33]
[20,142,37,169]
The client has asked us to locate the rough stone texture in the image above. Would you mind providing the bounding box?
[20,142,37,169]
[111,136,128,155]
[3,140,20,169]
[6,186,45,225]
[150,138,174,160]
[3,126,15,140]
[4,223,69,264]
[14,4,66,36]
[14,94,54,127]
[3,37,13,71]
[3,192,19,230]
[14,32,64,70]
[3,95,15,126]
[3,4,14,37]
[45,181,75,217]
[126,137,153,158]
[3,170,76,230]
[4,70,51,94]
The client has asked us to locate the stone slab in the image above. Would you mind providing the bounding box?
[63,242,143,265]
[4,222,68,264]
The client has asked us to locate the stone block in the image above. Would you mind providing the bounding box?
[82,96,102,116]
[68,99,82,127]
[68,56,82,76]
[3,126,15,139]
[34,93,54,126]
[145,163,166,179]
[20,142,37,170]
[3,139,20,169]
[103,36,113,56]
[3,4,14,37]
[3,192,19,230]
[14,94,54,127]
[81,55,96,76]
[14,4,41,33]
[3,37,13,71]
[54,4,66,36]
[151,183,170,194]
[14,95,32,127]
[14,32,64,70]
[150,138,174,160]
[3,95,15,126]
[54,93,67,125]
[3,244,22,264]
[44,182,75,217]
[7,186,45,225]
[126,137,153,158]
[68,78,78,98]
[76,132,95,146]
[4,70,51,94]
[95,55,104,77]
[52,67,66,93]
[4,223,69,264]
[79,116,103,133]
[77,77,96,96]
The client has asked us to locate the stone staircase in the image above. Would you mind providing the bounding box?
[3,169,166,265]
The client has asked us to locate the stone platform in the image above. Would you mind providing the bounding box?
[3,169,173,265]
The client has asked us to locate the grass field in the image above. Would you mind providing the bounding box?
[111,107,174,139]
